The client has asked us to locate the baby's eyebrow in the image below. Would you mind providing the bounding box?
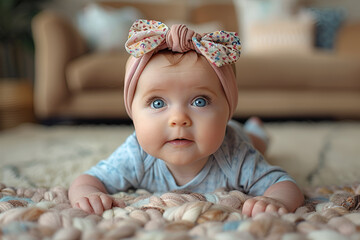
[142,87,167,96]
[193,86,218,97]
[139,88,168,102]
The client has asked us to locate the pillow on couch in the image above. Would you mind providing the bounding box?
[234,0,316,54]
[307,8,346,49]
[76,3,143,51]
[233,0,299,51]
[245,13,315,54]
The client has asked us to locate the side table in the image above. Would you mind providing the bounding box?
[0,80,36,130]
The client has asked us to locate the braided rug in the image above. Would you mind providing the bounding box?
[1,182,360,239]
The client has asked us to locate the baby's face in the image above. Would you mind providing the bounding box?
[131,52,229,174]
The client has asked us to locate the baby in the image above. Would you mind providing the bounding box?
[69,20,304,217]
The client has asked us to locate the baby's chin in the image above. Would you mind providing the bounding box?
[162,154,211,167]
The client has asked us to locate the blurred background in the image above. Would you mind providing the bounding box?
[1,0,360,130]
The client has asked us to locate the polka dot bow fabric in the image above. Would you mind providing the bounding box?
[125,19,241,67]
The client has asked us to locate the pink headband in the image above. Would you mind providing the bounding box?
[124,19,241,119]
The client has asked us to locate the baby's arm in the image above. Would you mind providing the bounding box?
[69,174,115,215]
[242,180,304,217]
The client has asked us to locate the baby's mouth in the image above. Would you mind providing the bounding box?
[167,138,193,146]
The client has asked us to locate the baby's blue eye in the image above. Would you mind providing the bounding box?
[192,97,207,107]
[151,99,166,109]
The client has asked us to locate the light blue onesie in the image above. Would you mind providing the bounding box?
[86,120,294,196]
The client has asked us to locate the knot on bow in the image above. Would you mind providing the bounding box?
[166,24,201,53]
[125,19,241,67]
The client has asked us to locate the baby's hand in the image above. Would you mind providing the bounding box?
[242,196,288,217]
[74,192,114,215]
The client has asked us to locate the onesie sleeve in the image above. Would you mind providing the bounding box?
[85,132,146,194]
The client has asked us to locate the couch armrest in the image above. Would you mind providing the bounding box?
[336,22,360,56]
[32,10,87,119]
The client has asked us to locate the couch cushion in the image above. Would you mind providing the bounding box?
[67,52,128,92]
[236,51,360,90]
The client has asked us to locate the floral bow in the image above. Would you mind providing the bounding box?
[125,19,241,67]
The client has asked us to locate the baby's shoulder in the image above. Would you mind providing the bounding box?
[213,120,261,176]
[220,120,263,161]
[224,120,251,146]
[215,121,249,160]
[115,131,141,152]
[112,131,148,160]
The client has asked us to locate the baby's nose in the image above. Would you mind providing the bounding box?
[168,109,192,127]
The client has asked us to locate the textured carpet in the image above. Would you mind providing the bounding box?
[1,121,360,239]
[1,182,360,239]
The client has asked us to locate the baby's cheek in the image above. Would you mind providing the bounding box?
[135,122,165,156]
[198,124,226,154]
[136,128,155,150]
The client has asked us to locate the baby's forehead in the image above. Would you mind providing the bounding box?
[137,50,222,89]
[139,51,221,87]
[149,51,210,69]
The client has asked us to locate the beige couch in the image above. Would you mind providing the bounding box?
[32,1,360,121]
